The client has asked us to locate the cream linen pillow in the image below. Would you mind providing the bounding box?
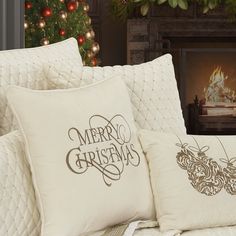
[139,130,236,232]
[46,54,186,135]
[7,78,155,236]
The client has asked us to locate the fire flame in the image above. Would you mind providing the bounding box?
[204,67,236,103]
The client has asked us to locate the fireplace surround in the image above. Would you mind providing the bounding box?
[127,5,236,134]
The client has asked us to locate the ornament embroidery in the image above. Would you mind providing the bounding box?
[66,114,141,186]
[176,136,236,196]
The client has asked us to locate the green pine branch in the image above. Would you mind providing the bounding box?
[25,0,98,66]
[111,0,236,21]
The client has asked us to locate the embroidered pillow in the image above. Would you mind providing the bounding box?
[46,54,186,135]
[139,130,236,232]
[7,78,155,236]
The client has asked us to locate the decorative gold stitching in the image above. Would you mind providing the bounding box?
[176,136,236,196]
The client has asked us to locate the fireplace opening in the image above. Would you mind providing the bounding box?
[145,37,236,134]
[180,47,236,133]
[180,48,236,107]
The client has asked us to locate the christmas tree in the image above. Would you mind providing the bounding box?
[24,0,100,66]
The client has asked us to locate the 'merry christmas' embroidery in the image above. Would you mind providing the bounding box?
[66,114,141,186]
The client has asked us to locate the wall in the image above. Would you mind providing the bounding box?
[0,0,24,50]
[99,1,126,66]
[89,0,127,66]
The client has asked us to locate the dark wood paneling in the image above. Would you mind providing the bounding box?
[87,0,100,17]
[88,0,126,66]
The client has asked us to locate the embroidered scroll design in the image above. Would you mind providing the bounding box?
[176,136,236,196]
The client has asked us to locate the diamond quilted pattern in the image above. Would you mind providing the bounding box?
[0,38,82,136]
[0,131,41,236]
[80,54,186,134]
[46,54,186,134]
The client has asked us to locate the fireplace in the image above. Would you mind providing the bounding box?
[126,7,236,134]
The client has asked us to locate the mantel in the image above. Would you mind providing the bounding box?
[150,18,236,35]
[127,18,236,64]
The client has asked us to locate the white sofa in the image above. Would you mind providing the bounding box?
[0,38,236,236]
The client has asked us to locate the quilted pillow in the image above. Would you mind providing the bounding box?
[46,54,186,135]
[0,37,82,136]
[0,131,41,236]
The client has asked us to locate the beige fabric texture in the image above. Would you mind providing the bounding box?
[181,225,236,236]
[46,54,186,135]
[0,38,82,136]
[133,225,236,236]
[101,224,129,236]
[0,131,41,236]
[139,130,236,232]
[84,224,236,236]
[7,78,155,236]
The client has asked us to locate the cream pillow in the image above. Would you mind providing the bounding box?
[0,38,82,135]
[0,131,40,236]
[139,130,236,232]
[7,78,155,236]
[46,54,186,135]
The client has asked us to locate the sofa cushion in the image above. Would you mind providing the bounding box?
[181,225,236,236]
[139,130,236,232]
[7,77,155,236]
[0,131,40,236]
[0,38,82,135]
[46,54,186,135]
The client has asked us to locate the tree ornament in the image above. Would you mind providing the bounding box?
[25,0,100,65]
[85,17,91,25]
[83,3,90,12]
[59,10,67,20]
[91,42,100,54]
[40,38,50,46]
[41,7,52,17]
[90,29,95,38]
[66,1,78,12]
[77,35,85,45]
[85,29,95,39]
[25,1,33,10]
[87,50,94,59]
[59,29,66,36]
[24,21,29,29]
[91,57,97,66]
[38,19,46,28]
